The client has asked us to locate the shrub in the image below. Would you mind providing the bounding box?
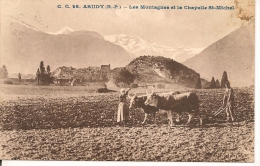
[4,80,13,84]
[112,68,135,87]
[96,87,108,93]
[130,83,138,88]
[156,83,165,89]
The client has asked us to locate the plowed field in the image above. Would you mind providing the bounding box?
[0,86,254,161]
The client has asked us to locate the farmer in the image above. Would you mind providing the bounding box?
[36,69,40,84]
[223,81,235,122]
[117,88,131,125]
[18,73,21,84]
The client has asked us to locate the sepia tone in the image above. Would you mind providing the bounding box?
[0,0,255,162]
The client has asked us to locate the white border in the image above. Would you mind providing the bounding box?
[2,0,260,166]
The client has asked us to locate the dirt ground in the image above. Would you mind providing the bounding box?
[0,121,254,161]
[0,85,255,161]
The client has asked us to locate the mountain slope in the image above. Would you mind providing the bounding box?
[183,20,254,87]
[104,34,203,62]
[1,16,133,75]
[123,56,203,88]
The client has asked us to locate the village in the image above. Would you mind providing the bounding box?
[51,64,111,86]
[0,63,112,87]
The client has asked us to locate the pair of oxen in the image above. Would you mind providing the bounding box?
[128,90,203,127]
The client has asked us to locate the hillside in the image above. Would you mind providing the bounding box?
[124,56,203,88]
[1,16,133,75]
[183,19,255,87]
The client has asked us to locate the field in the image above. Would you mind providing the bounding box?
[0,85,255,161]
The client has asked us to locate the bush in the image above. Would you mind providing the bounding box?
[4,80,13,84]
[156,83,165,89]
[39,74,54,85]
[130,83,138,88]
[112,68,135,87]
[96,87,108,93]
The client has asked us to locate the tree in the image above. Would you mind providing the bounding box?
[209,77,216,89]
[38,61,53,85]
[47,65,51,75]
[221,71,228,88]
[112,68,135,87]
[194,75,202,89]
[215,79,221,88]
[40,61,45,75]
[0,65,8,78]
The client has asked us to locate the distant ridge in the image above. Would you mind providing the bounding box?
[1,16,133,74]
[183,19,254,87]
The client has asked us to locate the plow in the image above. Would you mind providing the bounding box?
[205,105,228,123]
[214,105,228,116]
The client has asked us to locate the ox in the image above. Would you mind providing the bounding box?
[129,91,181,125]
[144,92,203,126]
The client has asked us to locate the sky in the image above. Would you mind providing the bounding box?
[1,0,252,48]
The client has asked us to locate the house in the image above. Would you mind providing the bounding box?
[101,64,110,71]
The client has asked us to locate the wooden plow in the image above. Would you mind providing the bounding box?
[205,105,228,123]
[214,105,228,116]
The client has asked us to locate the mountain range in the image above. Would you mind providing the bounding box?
[104,34,204,62]
[183,19,255,87]
[1,16,133,75]
[1,16,255,87]
[1,16,203,75]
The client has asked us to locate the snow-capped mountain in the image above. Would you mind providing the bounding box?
[7,15,42,32]
[1,16,133,74]
[48,27,75,35]
[104,34,204,62]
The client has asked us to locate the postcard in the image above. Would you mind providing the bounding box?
[0,0,255,162]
